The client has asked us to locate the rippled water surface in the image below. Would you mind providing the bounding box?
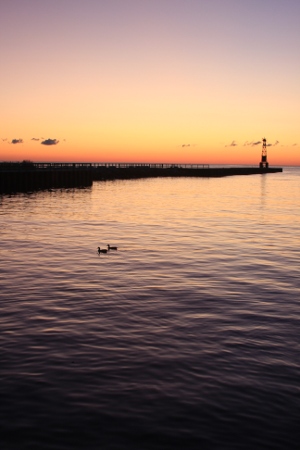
[1,167,300,449]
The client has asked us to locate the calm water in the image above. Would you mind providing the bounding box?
[1,167,300,449]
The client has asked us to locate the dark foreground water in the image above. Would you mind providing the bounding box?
[1,167,299,449]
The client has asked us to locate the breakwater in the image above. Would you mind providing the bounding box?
[0,162,93,194]
[0,162,282,194]
[91,164,282,180]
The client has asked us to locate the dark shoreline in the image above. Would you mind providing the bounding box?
[0,163,283,194]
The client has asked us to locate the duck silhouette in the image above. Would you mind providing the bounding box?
[107,244,118,251]
[98,247,108,254]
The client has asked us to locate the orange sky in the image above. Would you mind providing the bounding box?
[1,0,299,165]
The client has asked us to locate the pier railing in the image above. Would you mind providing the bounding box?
[31,162,211,170]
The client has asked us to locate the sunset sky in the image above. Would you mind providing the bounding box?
[1,0,299,165]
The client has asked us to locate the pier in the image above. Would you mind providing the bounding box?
[89,163,282,181]
[0,162,93,194]
[0,162,283,194]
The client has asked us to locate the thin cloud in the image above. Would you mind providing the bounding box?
[1,138,7,141]
[244,141,261,147]
[293,143,297,146]
[225,140,237,147]
[41,138,59,146]
[182,144,190,147]
[11,139,23,144]
[274,140,279,146]
[31,137,40,141]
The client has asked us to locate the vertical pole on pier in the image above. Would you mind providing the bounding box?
[259,138,269,169]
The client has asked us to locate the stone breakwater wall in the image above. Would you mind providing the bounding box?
[92,166,282,181]
[1,164,282,194]
[0,167,93,194]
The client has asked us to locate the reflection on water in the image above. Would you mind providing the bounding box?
[0,168,300,449]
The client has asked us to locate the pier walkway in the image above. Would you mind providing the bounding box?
[0,162,282,194]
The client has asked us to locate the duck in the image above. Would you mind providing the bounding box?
[98,247,108,254]
[107,244,118,250]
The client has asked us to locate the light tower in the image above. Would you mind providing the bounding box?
[259,137,269,169]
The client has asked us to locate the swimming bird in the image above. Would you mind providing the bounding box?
[107,244,118,250]
[98,247,108,254]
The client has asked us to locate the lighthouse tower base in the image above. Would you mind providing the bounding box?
[259,161,269,169]
[259,138,269,169]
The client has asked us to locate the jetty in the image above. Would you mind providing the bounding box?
[90,163,282,181]
[0,162,93,194]
[0,162,283,195]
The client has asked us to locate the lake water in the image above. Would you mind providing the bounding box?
[1,167,299,449]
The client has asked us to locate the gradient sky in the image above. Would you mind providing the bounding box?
[1,0,299,164]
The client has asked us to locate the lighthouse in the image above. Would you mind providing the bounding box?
[259,138,269,169]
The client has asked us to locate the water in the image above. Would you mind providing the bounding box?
[1,167,300,449]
